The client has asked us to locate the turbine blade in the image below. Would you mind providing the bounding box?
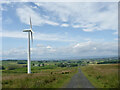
[30,17,32,29]
[31,30,34,33]
[31,31,33,45]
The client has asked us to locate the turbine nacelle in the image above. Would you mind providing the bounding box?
[23,29,32,32]
[23,29,34,33]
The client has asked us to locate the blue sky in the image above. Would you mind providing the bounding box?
[0,2,118,60]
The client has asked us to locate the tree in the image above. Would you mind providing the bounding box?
[42,63,44,67]
[33,63,35,66]
[38,64,40,67]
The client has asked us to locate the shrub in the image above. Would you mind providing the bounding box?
[7,66,16,70]
[70,63,78,67]
[58,63,66,67]
[7,65,21,70]
[17,61,27,64]
[22,65,27,67]
[0,66,5,70]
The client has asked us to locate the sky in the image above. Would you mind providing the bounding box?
[0,2,118,60]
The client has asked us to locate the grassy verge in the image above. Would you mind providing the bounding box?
[2,67,78,88]
[80,64,119,88]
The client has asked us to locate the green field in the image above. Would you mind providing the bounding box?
[1,59,119,88]
[80,64,119,88]
[2,60,78,88]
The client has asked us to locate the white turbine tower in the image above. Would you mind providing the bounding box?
[23,17,33,74]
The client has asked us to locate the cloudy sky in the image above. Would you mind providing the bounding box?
[0,2,118,60]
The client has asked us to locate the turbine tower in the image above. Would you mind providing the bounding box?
[23,17,33,74]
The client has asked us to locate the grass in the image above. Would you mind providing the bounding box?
[2,67,78,88]
[80,64,119,88]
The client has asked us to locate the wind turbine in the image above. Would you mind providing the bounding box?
[23,17,33,74]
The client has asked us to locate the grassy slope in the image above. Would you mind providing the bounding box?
[2,67,78,88]
[80,64,119,88]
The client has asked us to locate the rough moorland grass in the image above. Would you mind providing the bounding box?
[80,64,119,88]
[2,67,78,88]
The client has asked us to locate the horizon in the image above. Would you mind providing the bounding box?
[1,2,118,60]
[1,56,118,61]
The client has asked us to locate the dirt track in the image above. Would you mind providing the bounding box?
[65,68,94,88]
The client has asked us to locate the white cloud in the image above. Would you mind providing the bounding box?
[72,41,118,56]
[2,41,118,60]
[1,0,119,3]
[1,30,75,42]
[113,31,118,35]
[34,2,118,32]
[61,23,69,27]
[36,44,45,47]
[83,29,94,32]
[73,41,91,48]
[4,18,13,24]
[72,25,81,28]
[2,31,27,38]
[16,6,59,26]
[93,47,96,50]
[46,45,52,49]
[114,38,118,41]
[2,48,27,59]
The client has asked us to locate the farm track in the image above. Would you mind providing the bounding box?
[65,68,94,88]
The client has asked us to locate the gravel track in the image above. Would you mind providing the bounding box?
[65,68,95,88]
